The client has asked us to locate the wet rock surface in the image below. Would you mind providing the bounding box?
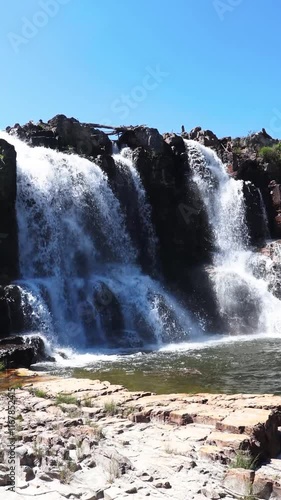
[0,377,281,499]
[0,336,54,368]
[7,115,112,157]
[0,139,18,283]
[255,241,281,300]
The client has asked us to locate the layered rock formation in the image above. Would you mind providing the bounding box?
[0,376,281,499]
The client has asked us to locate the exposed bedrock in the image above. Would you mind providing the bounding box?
[130,145,213,279]
[0,139,18,283]
[7,114,112,157]
[0,285,26,339]
[237,159,275,238]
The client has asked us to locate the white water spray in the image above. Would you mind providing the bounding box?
[184,139,281,335]
[0,132,198,353]
[113,147,158,267]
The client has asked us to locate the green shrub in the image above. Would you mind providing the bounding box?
[30,388,48,398]
[82,397,92,407]
[104,400,118,416]
[58,463,74,484]
[233,145,242,155]
[229,450,258,470]
[259,144,281,164]
[55,394,78,405]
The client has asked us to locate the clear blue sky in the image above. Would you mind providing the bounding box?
[1,0,281,137]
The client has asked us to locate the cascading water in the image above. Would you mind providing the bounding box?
[0,132,198,357]
[113,147,158,269]
[184,139,281,335]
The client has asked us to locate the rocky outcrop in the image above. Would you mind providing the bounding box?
[242,182,270,245]
[0,139,18,283]
[256,241,281,300]
[131,146,213,276]
[1,377,281,499]
[0,335,54,368]
[119,126,165,154]
[237,159,275,238]
[0,285,26,339]
[7,115,112,157]
[269,180,281,237]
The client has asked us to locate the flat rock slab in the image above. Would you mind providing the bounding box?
[206,431,250,449]
[1,377,281,500]
[216,408,274,434]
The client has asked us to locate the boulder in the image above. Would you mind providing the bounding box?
[163,133,185,153]
[237,159,274,237]
[223,468,255,497]
[0,335,53,368]
[48,115,112,156]
[187,127,221,149]
[119,126,165,153]
[8,115,112,157]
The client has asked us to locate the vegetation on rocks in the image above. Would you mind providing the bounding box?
[55,393,79,405]
[229,451,258,470]
[0,377,281,499]
[104,399,119,415]
[259,143,281,166]
[29,388,48,398]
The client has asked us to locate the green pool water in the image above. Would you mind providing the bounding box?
[43,336,281,395]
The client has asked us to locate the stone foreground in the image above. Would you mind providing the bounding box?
[0,375,281,499]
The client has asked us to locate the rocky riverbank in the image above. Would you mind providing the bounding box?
[0,375,281,499]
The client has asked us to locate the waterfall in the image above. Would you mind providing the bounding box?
[184,139,281,335]
[0,132,198,352]
[113,147,158,269]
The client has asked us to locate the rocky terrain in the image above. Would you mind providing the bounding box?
[0,374,281,499]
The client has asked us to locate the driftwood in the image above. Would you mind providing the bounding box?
[86,123,147,137]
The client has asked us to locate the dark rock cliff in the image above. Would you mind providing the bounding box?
[0,139,18,283]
